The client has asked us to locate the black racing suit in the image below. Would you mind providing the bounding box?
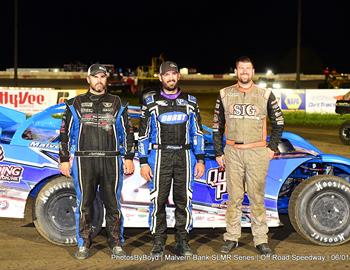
[138,90,205,243]
[59,91,134,248]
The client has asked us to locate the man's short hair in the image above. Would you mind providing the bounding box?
[235,56,253,68]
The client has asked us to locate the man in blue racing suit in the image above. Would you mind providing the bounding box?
[138,61,205,257]
[59,64,135,259]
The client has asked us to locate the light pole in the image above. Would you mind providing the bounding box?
[295,0,302,89]
[14,0,18,86]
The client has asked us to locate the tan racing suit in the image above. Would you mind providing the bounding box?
[213,84,284,246]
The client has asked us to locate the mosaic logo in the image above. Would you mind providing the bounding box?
[206,168,227,200]
[0,146,24,183]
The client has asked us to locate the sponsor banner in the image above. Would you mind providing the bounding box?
[271,89,283,108]
[281,89,306,111]
[306,89,349,113]
[275,88,350,113]
[76,89,87,96]
[55,90,78,104]
[0,88,77,114]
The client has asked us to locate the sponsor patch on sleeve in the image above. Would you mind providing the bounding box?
[188,95,197,104]
[145,95,154,105]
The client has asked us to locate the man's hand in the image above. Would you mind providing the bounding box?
[59,162,71,177]
[267,148,275,159]
[194,162,205,178]
[140,164,153,181]
[124,159,135,175]
[216,155,225,168]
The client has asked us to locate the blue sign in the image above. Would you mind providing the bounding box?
[281,90,306,110]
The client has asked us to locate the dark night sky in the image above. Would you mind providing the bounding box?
[0,0,349,74]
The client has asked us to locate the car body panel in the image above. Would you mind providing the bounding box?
[1,104,350,229]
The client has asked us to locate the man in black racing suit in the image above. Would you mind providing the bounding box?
[59,64,135,259]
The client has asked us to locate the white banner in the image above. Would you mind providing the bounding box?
[306,89,349,113]
[271,88,350,113]
[0,88,77,114]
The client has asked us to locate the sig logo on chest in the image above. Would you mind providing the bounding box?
[158,111,188,124]
[230,103,258,117]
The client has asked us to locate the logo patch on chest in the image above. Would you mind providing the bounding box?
[81,108,93,113]
[102,108,114,112]
[156,100,168,106]
[230,104,257,116]
[102,102,112,108]
[81,102,93,107]
[176,99,188,106]
[158,111,188,124]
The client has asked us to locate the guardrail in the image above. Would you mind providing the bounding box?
[0,71,326,81]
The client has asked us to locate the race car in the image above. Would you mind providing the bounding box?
[335,99,350,145]
[0,104,350,247]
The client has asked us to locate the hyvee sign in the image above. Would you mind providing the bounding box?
[0,91,45,107]
[0,88,77,114]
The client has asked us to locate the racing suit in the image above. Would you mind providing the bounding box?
[213,84,284,246]
[138,90,205,243]
[59,91,134,248]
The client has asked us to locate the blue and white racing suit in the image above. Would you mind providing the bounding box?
[138,90,205,242]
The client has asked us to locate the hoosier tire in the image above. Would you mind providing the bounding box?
[33,176,103,246]
[289,175,350,246]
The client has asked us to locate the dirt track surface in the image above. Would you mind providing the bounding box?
[1,126,350,270]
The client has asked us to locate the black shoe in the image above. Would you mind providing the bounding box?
[255,243,274,255]
[220,240,238,254]
[74,246,89,260]
[174,240,193,256]
[150,240,165,257]
[111,246,126,257]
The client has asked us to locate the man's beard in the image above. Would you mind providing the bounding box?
[238,75,252,85]
[163,81,178,92]
[91,83,106,92]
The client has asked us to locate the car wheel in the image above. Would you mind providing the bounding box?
[33,176,103,246]
[289,175,350,246]
[339,120,350,145]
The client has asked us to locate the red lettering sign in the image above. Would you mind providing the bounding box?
[0,91,46,107]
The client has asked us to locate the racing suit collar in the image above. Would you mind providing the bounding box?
[234,83,255,93]
[160,89,181,100]
[87,90,108,101]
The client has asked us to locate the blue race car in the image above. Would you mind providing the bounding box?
[0,104,349,246]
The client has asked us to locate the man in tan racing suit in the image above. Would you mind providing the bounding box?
[213,56,284,255]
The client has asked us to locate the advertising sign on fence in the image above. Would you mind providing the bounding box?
[0,88,77,114]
